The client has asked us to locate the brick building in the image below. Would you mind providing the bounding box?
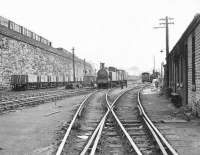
[169,14,200,115]
[0,16,93,88]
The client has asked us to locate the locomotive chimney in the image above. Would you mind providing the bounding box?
[100,63,105,69]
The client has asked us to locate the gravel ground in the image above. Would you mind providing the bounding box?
[141,84,200,155]
[0,87,65,98]
[0,83,137,155]
[56,88,131,155]
[96,88,130,155]
[57,90,106,155]
[0,94,88,155]
[98,89,134,155]
[97,86,158,155]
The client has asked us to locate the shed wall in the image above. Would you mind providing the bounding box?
[187,23,200,115]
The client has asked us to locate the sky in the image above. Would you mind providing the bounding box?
[0,0,200,75]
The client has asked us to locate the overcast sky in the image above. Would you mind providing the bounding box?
[1,0,200,75]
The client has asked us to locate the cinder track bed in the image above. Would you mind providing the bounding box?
[0,88,93,114]
[80,86,140,155]
[87,86,178,155]
[55,87,128,155]
[103,88,158,155]
[56,90,107,155]
[0,88,91,101]
[55,84,177,155]
[93,88,135,154]
[0,87,75,101]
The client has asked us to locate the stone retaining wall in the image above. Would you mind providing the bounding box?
[0,31,92,89]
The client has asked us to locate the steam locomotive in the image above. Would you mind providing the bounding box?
[96,63,127,89]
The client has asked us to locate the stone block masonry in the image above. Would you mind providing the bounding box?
[0,22,92,88]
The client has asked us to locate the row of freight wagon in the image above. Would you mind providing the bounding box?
[108,66,127,82]
[10,74,84,90]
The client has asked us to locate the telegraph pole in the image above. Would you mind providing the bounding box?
[154,16,174,88]
[72,47,76,82]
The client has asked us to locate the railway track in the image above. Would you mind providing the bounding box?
[55,89,106,155]
[0,87,64,101]
[0,88,93,113]
[0,88,91,101]
[55,85,178,155]
[54,87,134,154]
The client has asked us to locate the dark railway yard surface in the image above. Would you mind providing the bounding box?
[0,83,200,154]
[56,90,106,155]
[54,83,177,155]
[55,86,134,155]
[99,88,158,155]
[141,86,200,155]
[0,88,93,114]
[0,88,95,154]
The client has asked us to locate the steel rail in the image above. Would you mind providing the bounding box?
[137,104,168,155]
[81,88,131,155]
[0,92,81,111]
[55,91,96,155]
[80,89,113,155]
[1,89,92,106]
[0,93,66,108]
[1,88,91,104]
[88,88,142,155]
[104,93,142,155]
[137,90,179,155]
[80,110,109,155]
[1,92,58,104]
[0,89,94,113]
[1,89,65,101]
[89,110,106,155]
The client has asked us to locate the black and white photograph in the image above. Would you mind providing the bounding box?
[0,0,200,154]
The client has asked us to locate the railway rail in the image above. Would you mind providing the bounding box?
[55,89,107,155]
[0,88,93,113]
[137,90,178,155]
[55,85,178,155]
[0,88,91,101]
[55,87,134,154]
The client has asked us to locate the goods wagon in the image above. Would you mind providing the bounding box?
[11,74,39,90]
[11,74,73,90]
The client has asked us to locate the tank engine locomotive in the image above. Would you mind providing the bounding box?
[96,63,127,89]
